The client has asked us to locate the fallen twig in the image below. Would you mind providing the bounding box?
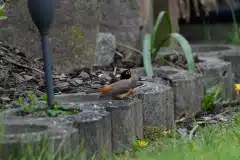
[117,42,143,55]
[3,63,11,90]
[113,67,117,76]
[175,117,187,123]
[115,51,124,58]
[1,57,45,75]
[0,45,10,54]
[189,124,199,140]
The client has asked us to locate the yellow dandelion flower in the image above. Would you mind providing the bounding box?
[235,84,240,90]
[137,139,148,148]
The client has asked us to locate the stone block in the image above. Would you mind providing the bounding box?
[221,53,240,82]
[191,44,238,57]
[100,0,141,50]
[133,81,174,129]
[0,104,111,159]
[0,0,102,73]
[197,56,234,100]
[191,44,240,81]
[153,45,236,100]
[0,118,79,160]
[100,100,142,153]
[140,0,154,33]
[160,44,238,58]
[153,0,179,32]
[132,66,205,119]
[55,94,143,153]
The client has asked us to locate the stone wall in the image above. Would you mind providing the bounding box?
[153,0,179,32]
[100,0,141,49]
[140,0,153,33]
[139,0,154,49]
[0,0,102,73]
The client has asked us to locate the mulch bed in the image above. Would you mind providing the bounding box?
[0,42,127,107]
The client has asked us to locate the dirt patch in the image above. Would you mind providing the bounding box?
[96,47,204,72]
[155,53,204,71]
[0,42,127,107]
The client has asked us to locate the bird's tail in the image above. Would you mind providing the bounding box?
[85,85,111,95]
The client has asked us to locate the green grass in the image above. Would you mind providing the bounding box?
[1,122,240,160]
[115,117,240,160]
[2,112,240,159]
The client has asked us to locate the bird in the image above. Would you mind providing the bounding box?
[86,74,138,100]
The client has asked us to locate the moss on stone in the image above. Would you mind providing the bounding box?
[143,125,166,140]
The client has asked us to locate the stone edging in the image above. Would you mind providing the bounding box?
[0,46,236,158]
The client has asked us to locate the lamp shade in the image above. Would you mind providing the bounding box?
[28,0,56,36]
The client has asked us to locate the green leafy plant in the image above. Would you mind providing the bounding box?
[0,1,7,20]
[202,83,223,111]
[16,92,80,117]
[142,34,153,77]
[142,11,196,76]
[1,100,7,111]
[226,0,240,45]
[203,20,212,41]
[150,11,172,57]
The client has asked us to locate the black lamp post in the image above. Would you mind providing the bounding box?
[28,0,56,108]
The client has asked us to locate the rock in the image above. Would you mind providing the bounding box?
[73,78,83,85]
[0,87,5,94]
[56,82,70,90]
[79,71,90,80]
[23,75,33,81]
[215,114,228,122]
[177,128,188,138]
[95,33,116,67]
[54,74,67,80]
[85,81,92,85]
[15,74,25,83]
[8,88,16,94]
[1,96,11,102]
[98,73,112,81]
[91,83,101,89]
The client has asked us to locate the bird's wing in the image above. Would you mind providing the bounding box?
[107,79,132,95]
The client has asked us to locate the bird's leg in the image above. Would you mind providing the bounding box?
[128,88,134,96]
[113,88,134,100]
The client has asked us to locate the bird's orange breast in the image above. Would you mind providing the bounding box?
[98,85,112,95]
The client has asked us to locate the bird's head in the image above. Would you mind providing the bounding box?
[120,69,132,80]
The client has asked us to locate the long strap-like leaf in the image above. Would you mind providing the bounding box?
[142,34,153,77]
